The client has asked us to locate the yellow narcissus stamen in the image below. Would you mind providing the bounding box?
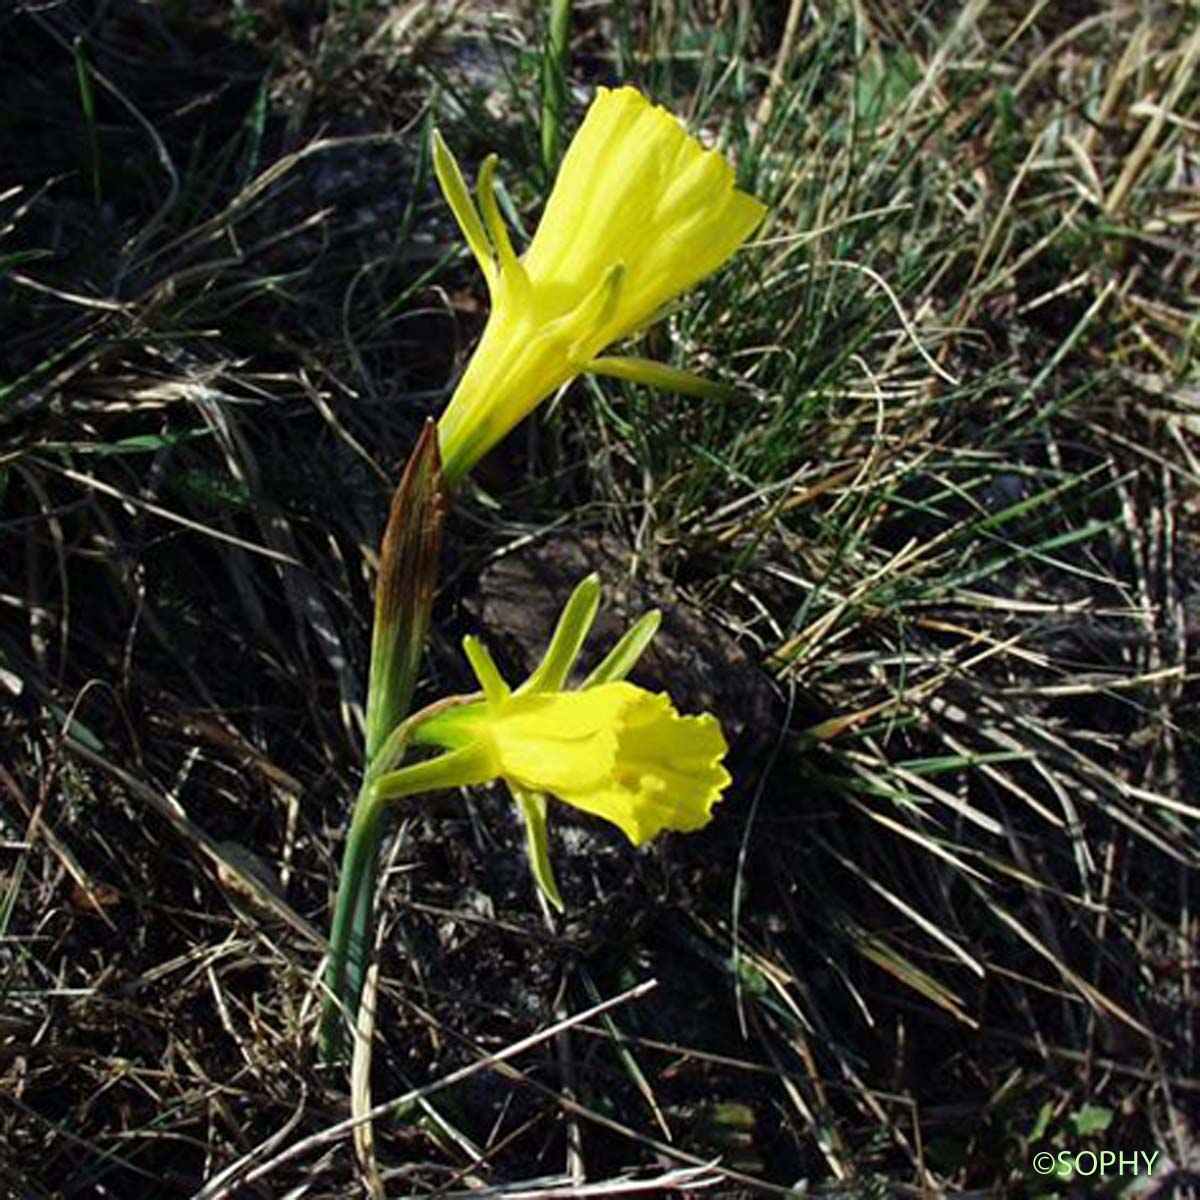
[412,683,730,847]
[434,85,767,483]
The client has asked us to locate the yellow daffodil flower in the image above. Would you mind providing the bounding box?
[410,680,729,846]
[366,574,731,909]
[433,86,767,483]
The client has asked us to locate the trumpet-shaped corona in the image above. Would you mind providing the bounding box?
[434,86,767,483]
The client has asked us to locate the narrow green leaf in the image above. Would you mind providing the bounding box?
[540,0,572,178]
[0,249,52,275]
[73,37,101,208]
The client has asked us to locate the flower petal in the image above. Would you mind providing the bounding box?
[372,740,496,803]
[463,635,510,705]
[524,97,678,296]
[523,86,765,333]
[587,355,737,400]
[432,129,496,292]
[489,687,629,794]
[518,573,601,695]
[622,186,766,323]
[581,609,661,688]
[511,785,565,912]
[476,153,526,292]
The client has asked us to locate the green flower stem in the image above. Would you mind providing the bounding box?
[320,697,483,1063]
[322,423,445,1066]
[321,781,377,1060]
